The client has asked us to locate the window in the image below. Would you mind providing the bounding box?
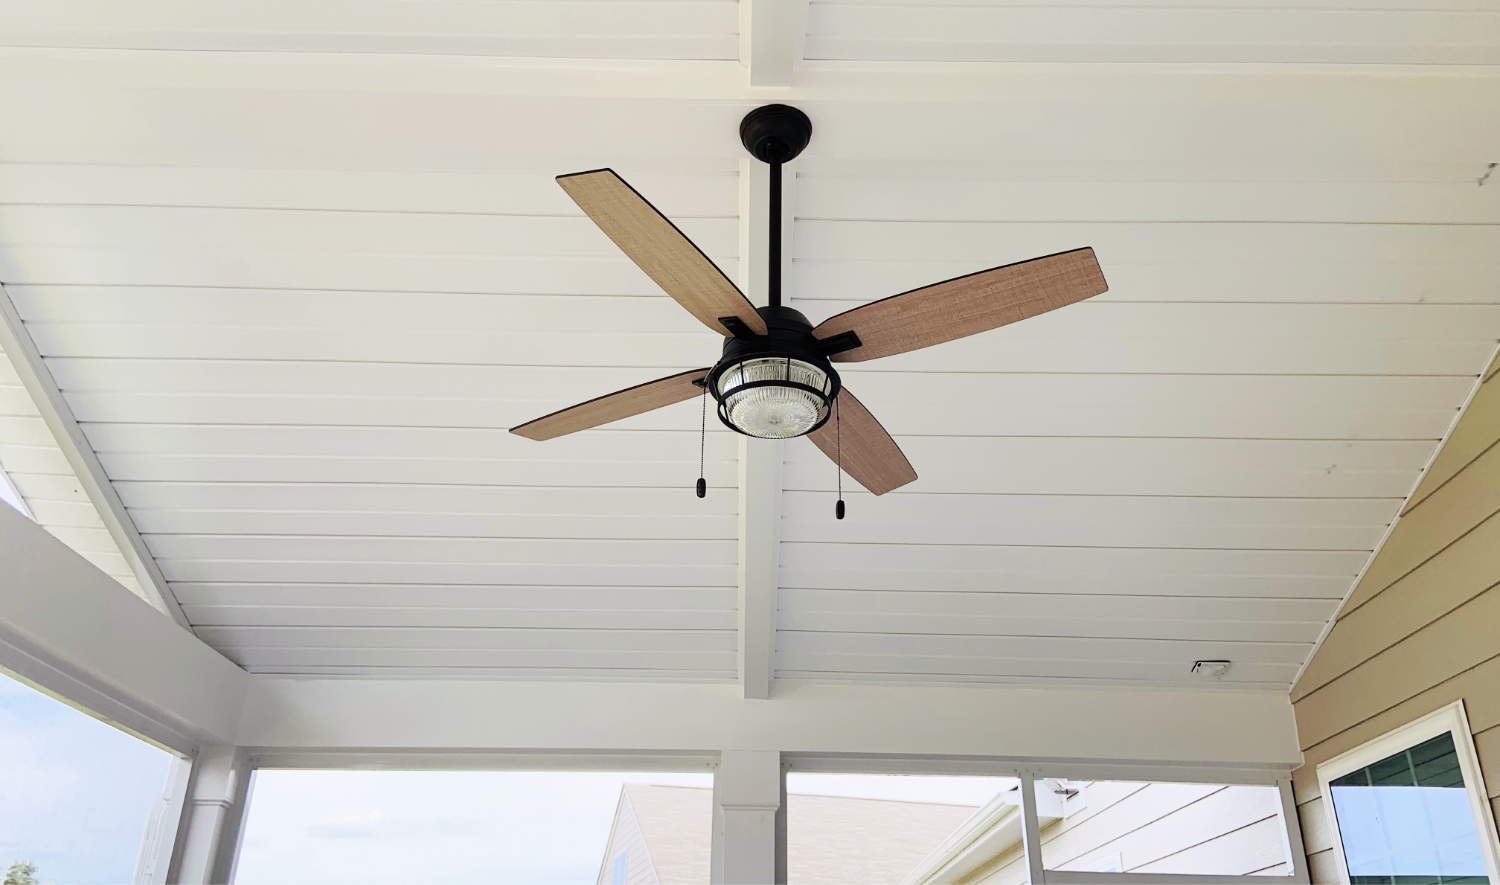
[1318,703,1500,885]
[234,769,712,884]
[0,672,177,885]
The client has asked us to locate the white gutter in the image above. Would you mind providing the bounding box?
[904,787,1065,885]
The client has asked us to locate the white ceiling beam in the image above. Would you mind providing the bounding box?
[740,0,810,87]
[235,676,1303,771]
[0,504,246,751]
[0,285,190,628]
[7,51,1490,105]
[735,158,798,699]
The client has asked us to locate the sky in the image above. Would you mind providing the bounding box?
[1,665,1008,885]
[0,672,174,884]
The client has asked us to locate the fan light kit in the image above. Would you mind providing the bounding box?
[512,104,1110,518]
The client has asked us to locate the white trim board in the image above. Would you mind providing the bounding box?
[0,284,189,627]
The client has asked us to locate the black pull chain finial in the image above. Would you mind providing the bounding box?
[835,396,845,519]
[696,380,708,498]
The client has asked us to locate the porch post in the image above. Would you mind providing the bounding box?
[712,750,782,884]
[169,746,255,884]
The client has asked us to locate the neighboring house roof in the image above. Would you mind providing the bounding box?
[0,342,145,601]
[597,784,980,885]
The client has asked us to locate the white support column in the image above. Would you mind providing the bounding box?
[1019,770,1046,885]
[712,750,783,884]
[1276,777,1312,884]
[171,747,255,885]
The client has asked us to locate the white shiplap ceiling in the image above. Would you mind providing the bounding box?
[0,0,1495,691]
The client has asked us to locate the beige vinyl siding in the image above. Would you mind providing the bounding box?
[1290,349,1500,882]
[597,789,661,885]
[970,782,1286,882]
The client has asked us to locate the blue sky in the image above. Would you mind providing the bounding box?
[0,673,174,884]
[2,665,1004,884]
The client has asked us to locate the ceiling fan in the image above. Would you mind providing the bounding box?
[511,105,1109,512]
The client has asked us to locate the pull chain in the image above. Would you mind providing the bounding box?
[696,380,708,498]
[835,396,845,520]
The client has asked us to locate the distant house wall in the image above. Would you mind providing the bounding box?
[966,782,1287,882]
[1289,352,1500,883]
[597,790,660,885]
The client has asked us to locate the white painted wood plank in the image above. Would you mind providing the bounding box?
[0,248,739,295]
[183,605,737,630]
[42,524,122,555]
[0,206,739,260]
[772,670,1288,691]
[774,652,1301,684]
[5,470,90,503]
[219,647,737,670]
[799,178,1500,225]
[170,583,737,610]
[236,665,737,680]
[84,425,736,462]
[158,560,736,586]
[29,328,714,369]
[62,367,1473,415]
[101,453,736,489]
[787,437,1430,497]
[795,221,1499,264]
[793,258,1500,307]
[55,390,1452,441]
[13,289,714,336]
[806,5,1500,64]
[780,543,1366,577]
[813,0,1500,11]
[782,491,1395,550]
[0,415,55,445]
[0,443,71,475]
[801,301,1500,342]
[144,534,734,565]
[778,566,1351,599]
[62,392,722,434]
[778,630,1309,665]
[779,517,1381,552]
[779,587,1336,622]
[778,610,1327,643]
[0,165,739,217]
[60,377,1470,440]
[0,0,740,59]
[35,338,1494,385]
[115,482,734,517]
[135,510,737,541]
[818,371,1468,423]
[196,625,736,652]
[26,499,107,528]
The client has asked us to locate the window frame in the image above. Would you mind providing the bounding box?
[1314,701,1500,885]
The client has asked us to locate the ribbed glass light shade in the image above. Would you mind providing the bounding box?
[716,357,829,439]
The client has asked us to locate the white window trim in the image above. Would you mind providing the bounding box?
[1314,700,1500,885]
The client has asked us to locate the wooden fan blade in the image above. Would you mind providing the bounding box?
[814,247,1107,363]
[808,388,917,496]
[510,368,711,441]
[558,169,767,337]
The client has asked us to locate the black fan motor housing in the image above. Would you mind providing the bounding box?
[740,105,812,164]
